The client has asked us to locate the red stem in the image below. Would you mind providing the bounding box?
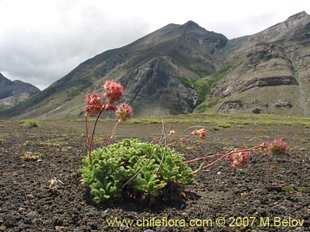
[85,115,90,160]
[185,153,225,164]
[202,153,232,170]
[184,144,264,172]
[202,145,264,171]
[88,109,104,162]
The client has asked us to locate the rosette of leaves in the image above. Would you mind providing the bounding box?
[81,139,193,204]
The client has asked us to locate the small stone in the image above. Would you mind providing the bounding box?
[180,203,186,209]
[0,225,7,231]
[26,194,34,199]
[26,211,37,218]
[101,209,110,217]
[252,108,262,114]
[61,147,70,152]
[18,207,25,212]
[274,100,292,108]
[55,226,66,231]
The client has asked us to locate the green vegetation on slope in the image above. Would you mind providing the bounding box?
[19,119,40,128]
[192,65,232,106]
[178,65,232,108]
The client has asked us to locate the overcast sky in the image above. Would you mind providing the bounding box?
[0,0,309,90]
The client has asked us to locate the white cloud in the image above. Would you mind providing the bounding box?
[0,0,309,89]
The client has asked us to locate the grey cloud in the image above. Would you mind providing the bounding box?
[0,4,149,89]
[204,12,277,39]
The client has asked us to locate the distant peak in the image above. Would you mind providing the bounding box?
[183,20,200,28]
[181,20,206,32]
[286,11,309,22]
[184,20,198,25]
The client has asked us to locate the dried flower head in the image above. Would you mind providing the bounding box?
[266,138,288,155]
[191,128,208,139]
[115,103,133,122]
[103,80,124,103]
[168,130,175,136]
[85,93,103,116]
[228,150,250,168]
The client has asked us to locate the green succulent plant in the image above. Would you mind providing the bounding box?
[81,139,193,203]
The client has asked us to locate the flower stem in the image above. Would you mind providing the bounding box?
[185,153,225,164]
[202,145,264,171]
[110,120,120,141]
[88,109,104,162]
[159,119,167,146]
[185,144,265,173]
[85,115,90,160]
[202,153,232,171]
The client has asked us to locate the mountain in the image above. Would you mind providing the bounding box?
[199,11,310,115]
[2,11,310,118]
[0,73,40,110]
[2,20,228,118]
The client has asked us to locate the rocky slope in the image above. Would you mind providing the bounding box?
[201,11,310,115]
[1,11,310,118]
[0,73,40,109]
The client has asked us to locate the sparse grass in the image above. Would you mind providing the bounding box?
[23,139,67,148]
[128,113,310,127]
[19,119,40,128]
[216,122,232,128]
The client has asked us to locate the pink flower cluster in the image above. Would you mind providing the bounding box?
[265,138,288,155]
[191,128,208,139]
[85,80,132,122]
[103,80,124,104]
[85,93,102,116]
[226,138,288,168]
[227,150,250,168]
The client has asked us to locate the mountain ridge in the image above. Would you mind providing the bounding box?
[1,11,310,118]
[0,73,40,109]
